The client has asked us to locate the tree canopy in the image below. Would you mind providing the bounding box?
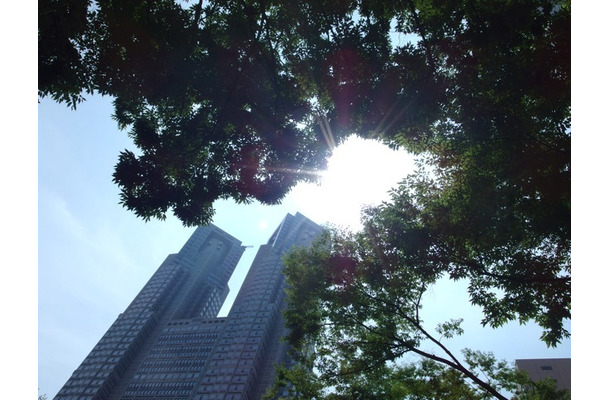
[275,228,569,399]
[40,0,570,395]
[264,350,570,400]
[39,0,570,227]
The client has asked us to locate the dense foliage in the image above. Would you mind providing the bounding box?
[275,229,569,399]
[39,0,570,227]
[264,351,570,400]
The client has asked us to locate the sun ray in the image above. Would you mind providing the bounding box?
[316,113,336,151]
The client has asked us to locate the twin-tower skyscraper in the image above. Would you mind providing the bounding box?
[54,212,321,400]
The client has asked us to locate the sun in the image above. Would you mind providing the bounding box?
[287,135,415,230]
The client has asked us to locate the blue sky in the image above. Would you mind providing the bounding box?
[38,94,570,398]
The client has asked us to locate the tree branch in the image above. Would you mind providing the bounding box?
[405,0,437,74]
[334,287,509,400]
[408,346,509,400]
[192,0,205,29]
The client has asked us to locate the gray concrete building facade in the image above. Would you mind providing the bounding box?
[54,212,321,400]
[515,358,571,392]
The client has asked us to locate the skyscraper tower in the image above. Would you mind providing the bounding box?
[54,212,321,400]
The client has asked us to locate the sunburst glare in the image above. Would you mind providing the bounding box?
[287,135,416,230]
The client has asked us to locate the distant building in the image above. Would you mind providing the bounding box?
[54,212,321,400]
[515,358,571,391]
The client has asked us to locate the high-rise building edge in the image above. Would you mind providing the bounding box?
[54,212,321,400]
